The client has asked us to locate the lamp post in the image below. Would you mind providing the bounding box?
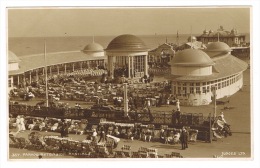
[212,86,217,119]
[123,83,129,117]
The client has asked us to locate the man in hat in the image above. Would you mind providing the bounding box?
[180,127,188,150]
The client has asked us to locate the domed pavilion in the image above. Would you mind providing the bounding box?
[105,34,149,79]
[167,42,248,106]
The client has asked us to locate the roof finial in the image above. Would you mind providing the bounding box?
[190,26,193,49]
[176,30,179,46]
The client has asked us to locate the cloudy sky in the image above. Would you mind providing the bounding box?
[8,7,250,37]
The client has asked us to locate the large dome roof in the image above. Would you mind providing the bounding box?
[172,49,214,66]
[106,34,149,51]
[8,50,20,63]
[83,42,104,52]
[205,42,232,52]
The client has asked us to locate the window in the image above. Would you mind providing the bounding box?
[196,87,200,93]
[190,87,194,94]
[218,83,221,89]
[196,83,200,86]
[202,87,206,93]
[227,80,230,86]
[207,86,210,93]
[8,79,12,87]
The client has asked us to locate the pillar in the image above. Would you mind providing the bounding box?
[50,66,52,76]
[29,71,32,84]
[128,56,131,78]
[80,62,83,70]
[17,75,20,86]
[72,63,75,72]
[144,55,148,77]
[131,56,134,78]
[65,64,67,74]
[57,65,60,75]
[36,69,39,81]
[123,83,128,117]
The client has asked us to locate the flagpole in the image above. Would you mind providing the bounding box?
[44,39,49,107]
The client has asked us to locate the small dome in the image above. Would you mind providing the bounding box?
[8,51,20,63]
[205,42,232,52]
[172,49,214,66]
[106,34,149,51]
[187,36,197,42]
[203,29,209,34]
[83,42,104,52]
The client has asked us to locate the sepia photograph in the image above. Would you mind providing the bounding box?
[6,6,252,161]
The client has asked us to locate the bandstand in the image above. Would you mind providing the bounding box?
[105,34,149,79]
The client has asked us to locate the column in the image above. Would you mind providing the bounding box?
[80,62,83,70]
[72,63,75,72]
[131,56,134,78]
[29,71,32,84]
[87,61,90,69]
[64,64,67,74]
[57,65,60,75]
[17,75,20,86]
[50,66,52,76]
[128,56,131,78]
[123,83,128,117]
[36,69,39,81]
[144,55,148,77]
[111,56,115,78]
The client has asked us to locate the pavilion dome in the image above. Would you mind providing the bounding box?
[187,36,197,42]
[205,42,232,52]
[106,34,149,52]
[8,50,20,63]
[171,49,214,66]
[82,42,104,52]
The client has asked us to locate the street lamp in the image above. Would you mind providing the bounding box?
[211,86,217,118]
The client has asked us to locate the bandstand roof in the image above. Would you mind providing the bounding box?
[106,34,149,52]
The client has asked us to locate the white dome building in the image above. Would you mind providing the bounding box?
[167,42,248,106]
[82,42,105,57]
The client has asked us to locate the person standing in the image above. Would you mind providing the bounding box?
[176,99,180,111]
[180,127,188,150]
[98,126,106,143]
[16,115,21,133]
[20,115,26,132]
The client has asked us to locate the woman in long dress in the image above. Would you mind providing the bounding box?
[16,115,21,133]
[20,115,26,132]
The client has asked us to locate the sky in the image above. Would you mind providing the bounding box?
[8,7,250,37]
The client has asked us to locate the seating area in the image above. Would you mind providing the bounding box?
[9,132,183,158]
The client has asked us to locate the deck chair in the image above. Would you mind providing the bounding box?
[16,137,29,149]
[9,134,19,148]
[171,152,181,158]
[131,151,141,158]
[147,148,158,158]
[114,151,125,158]
[165,154,172,158]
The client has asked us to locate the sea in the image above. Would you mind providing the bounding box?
[8,33,250,57]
